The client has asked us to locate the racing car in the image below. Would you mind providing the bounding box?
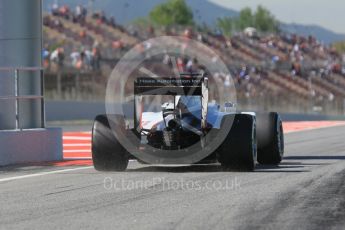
[92,73,284,171]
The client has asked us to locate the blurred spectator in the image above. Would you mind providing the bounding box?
[239,66,249,79]
[91,47,101,71]
[53,18,63,29]
[75,5,82,19]
[70,49,81,67]
[42,45,50,68]
[184,28,193,39]
[291,62,301,76]
[82,7,87,18]
[72,4,87,24]
[108,16,116,28]
[147,26,155,37]
[173,57,184,72]
[58,5,70,19]
[186,57,200,72]
[50,47,65,67]
[69,48,94,70]
[51,3,59,16]
[112,40,123,50]
[79,50,86,69]
[79,30,86,39]
[84,49,93,68]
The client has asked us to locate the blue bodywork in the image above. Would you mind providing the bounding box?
[155,96,229,131]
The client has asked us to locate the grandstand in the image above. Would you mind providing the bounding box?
[43,5,345,115]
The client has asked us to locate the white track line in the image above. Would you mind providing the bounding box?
[0,159,139,183]
[64,132,91,134]
[0,166,93,183]
[62,158,136,161]
[64,157,92,160]
[63,136,91,140]
[63,150,91,153]
[64,144,91,147]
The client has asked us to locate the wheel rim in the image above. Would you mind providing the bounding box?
[252,121,257,163]
[277,119,284,158]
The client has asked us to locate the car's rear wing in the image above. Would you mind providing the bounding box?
[133,72,209,133]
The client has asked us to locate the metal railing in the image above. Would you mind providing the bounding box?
[0,67,45,129]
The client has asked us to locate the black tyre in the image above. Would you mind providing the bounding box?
[217,114,256,171]
[256,112,284,165]
[92,114,129,171]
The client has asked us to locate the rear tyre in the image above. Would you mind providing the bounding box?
[256,112,284,165]
[217,114,256,171]
[92,114,129,171]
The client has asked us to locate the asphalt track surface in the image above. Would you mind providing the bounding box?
[1,124,345,229]
[61,121,345,161]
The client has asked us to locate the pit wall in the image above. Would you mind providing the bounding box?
[46,101,345,122]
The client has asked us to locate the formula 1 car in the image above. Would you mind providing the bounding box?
[92,73,284,171]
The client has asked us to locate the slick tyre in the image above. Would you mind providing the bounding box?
[217,114,256,171]
[256,112,284,165]
[92,114,129,171]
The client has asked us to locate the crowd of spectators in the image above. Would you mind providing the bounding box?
[43,3,345,108]
[43,44,102,71]
[44,2,144,71]
[51,3,87,22]
[250,33,345,78]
